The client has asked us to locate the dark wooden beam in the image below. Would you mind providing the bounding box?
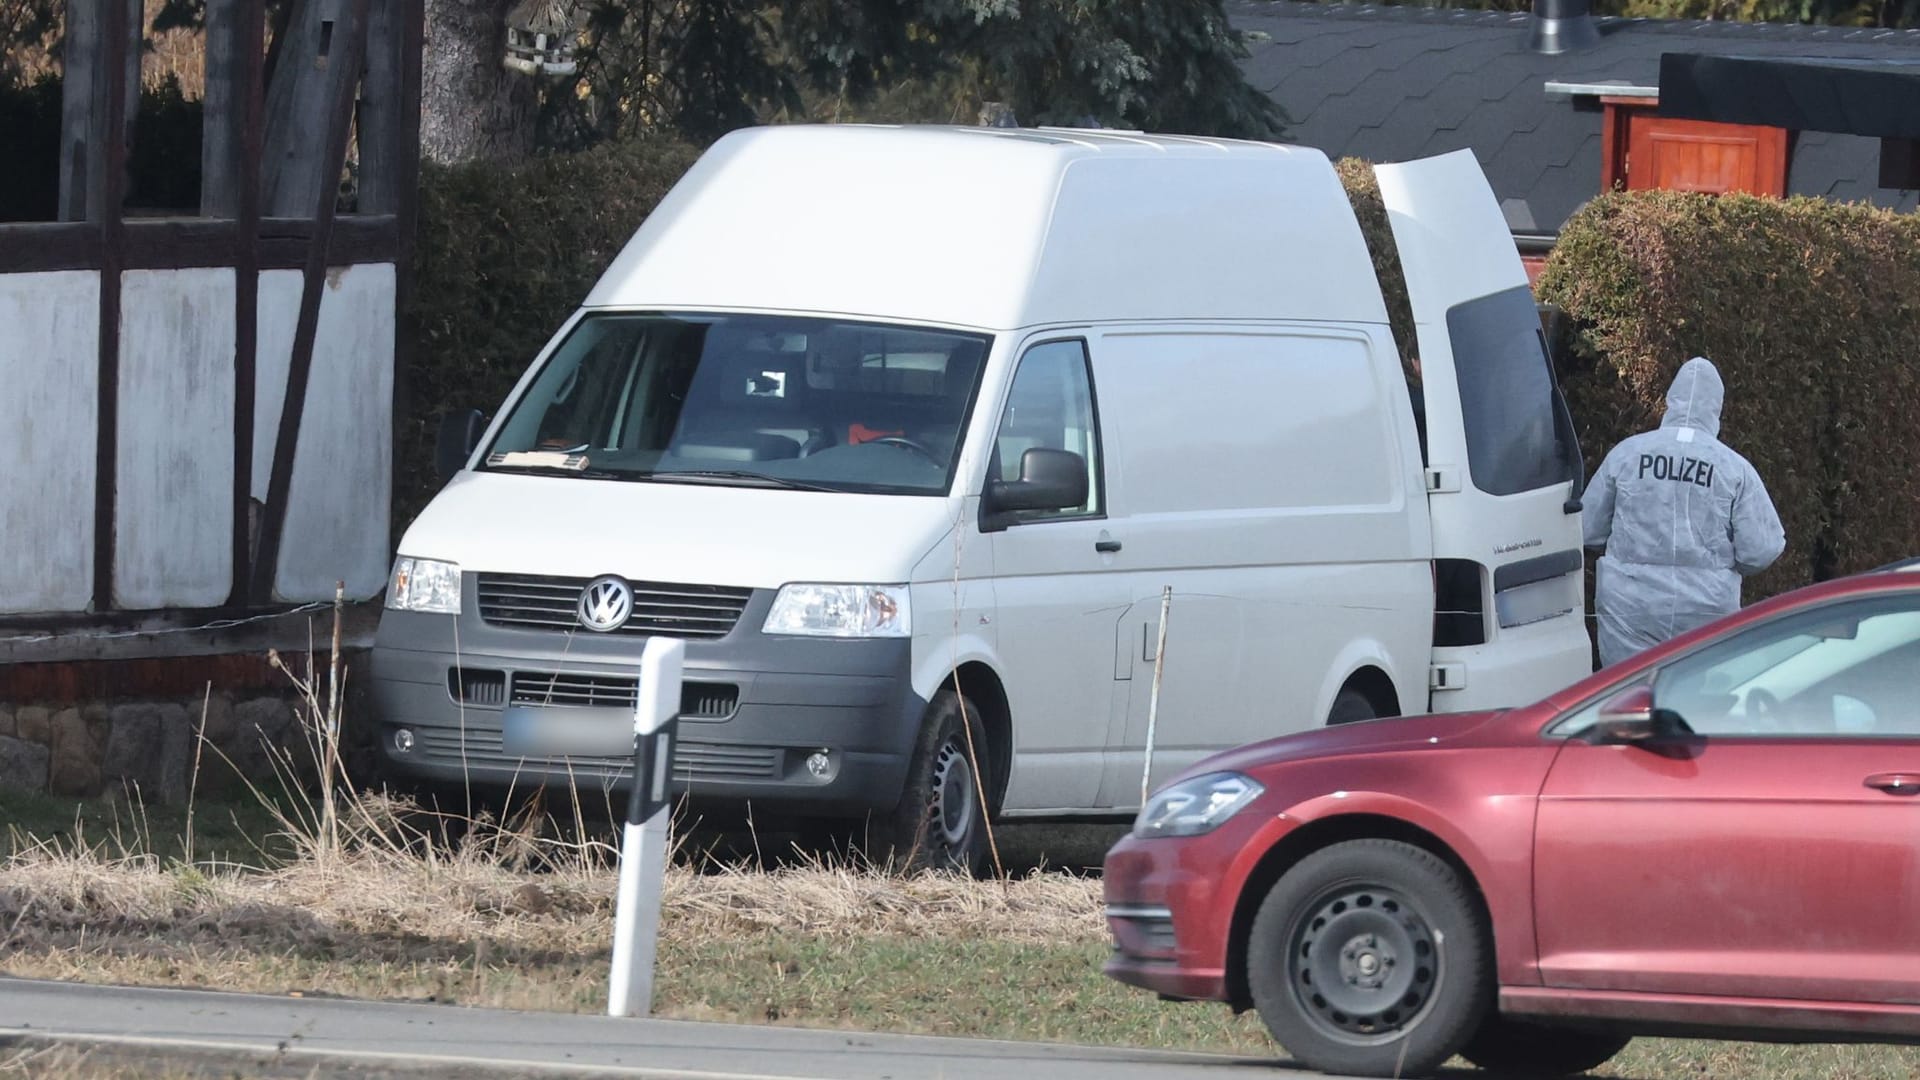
[229,0,269,608]
[0,223,99,272]
[357,0,404,215]
[254,215,399,265]
[0,217,401,273]
[396,0,425,252]
[389,0,428,516]
[92,0,134,613]
[0,653,307,702]
[251,0,371,602]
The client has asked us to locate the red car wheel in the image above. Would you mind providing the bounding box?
[1247,838,1492,1078]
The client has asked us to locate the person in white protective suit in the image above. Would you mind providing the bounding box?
[1581,356,1786,668]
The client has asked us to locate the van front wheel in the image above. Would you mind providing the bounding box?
[867,690,991,875]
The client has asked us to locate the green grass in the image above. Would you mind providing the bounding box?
[0,788,293,867]
[662,936,1278,1053]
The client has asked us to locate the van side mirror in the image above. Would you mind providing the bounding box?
[1589,684,1691,745]
[986,448,1089,515]
[436,409,487,483]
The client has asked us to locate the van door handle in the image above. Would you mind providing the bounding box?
[1864,773,1920,795]
[1095,539,1123,554]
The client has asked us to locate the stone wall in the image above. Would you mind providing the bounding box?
[0,692,309,805]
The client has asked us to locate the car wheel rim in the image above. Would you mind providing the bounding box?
[929,736,975,849]
[1288,883,1439,1043]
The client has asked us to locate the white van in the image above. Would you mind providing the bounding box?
[371,125,1591,867]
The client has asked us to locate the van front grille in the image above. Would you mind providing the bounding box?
[511,671,637,709]
[508,672,740,720]
[476,574,752,639]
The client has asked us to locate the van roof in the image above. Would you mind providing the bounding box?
[583,124,1394,332]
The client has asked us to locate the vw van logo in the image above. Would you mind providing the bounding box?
[577,576,634,633]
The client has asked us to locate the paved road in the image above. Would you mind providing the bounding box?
[0,977,1323,1079]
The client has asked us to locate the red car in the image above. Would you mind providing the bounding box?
[1103,562,1920,1078]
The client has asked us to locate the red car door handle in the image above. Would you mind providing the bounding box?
[1864,773,1920,795]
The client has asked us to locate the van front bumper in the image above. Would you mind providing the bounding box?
[368,587,925,817]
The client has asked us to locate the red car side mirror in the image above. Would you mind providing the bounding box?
[1591,684,1689,745]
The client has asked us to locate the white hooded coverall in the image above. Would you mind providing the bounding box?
[1581,357,1786,668]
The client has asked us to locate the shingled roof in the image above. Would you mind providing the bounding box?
[1228,0,1920,234]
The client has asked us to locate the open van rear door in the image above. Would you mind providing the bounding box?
[1375,151,1592,711]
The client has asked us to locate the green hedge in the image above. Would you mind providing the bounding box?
[1334,157,1416,377]
[401,137,702,527]
[406,145,1920,601]
[1539,192,1920,599]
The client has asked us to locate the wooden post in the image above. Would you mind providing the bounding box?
[357,0,405,215]
[261,0,359,217]
[227,0,269,607]
[1141,586,1173,806]
[250,0,370,602]
[59,0,142,223]
[88,0,135,613]
[388,0,427,553]
[202,0,246,217]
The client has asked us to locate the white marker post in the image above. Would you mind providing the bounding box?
[1141,586,1173,807]
[608,637,683,1018]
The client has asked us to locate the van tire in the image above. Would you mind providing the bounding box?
[867,690,991,876]
[1327,689,1377,726]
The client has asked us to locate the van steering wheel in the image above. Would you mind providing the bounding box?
[869,436,941,465]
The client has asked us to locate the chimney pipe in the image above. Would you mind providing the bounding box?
[1529,0,1599,54]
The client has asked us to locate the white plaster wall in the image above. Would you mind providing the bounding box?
[0,272,101,615]
[260,263,395,602]
[251,268,301,503]
[115,268,237,609]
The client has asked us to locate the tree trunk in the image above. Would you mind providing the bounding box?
[420,0,536,165]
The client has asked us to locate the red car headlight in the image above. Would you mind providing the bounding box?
[1133,772,1264,839]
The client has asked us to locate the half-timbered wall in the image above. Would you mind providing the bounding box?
[0,0,422,622]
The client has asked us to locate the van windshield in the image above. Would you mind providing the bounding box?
[483,313,992,495]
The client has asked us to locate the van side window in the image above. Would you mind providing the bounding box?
[993,339,1102,520]
[1446,285,1581,497]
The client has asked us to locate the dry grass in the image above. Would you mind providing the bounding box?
[0,1037,564,1079]
[0,831,1107,960]
[0,1042,223,1080]
[0,829,1186,1050]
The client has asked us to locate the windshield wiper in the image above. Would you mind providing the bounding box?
[641,470,841,493]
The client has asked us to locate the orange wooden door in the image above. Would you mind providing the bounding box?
[1624,114,1787,197]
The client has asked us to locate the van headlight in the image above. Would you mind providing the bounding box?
[1133,772,1264,839]
[387,557,461,614]
[763,584,910,638]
